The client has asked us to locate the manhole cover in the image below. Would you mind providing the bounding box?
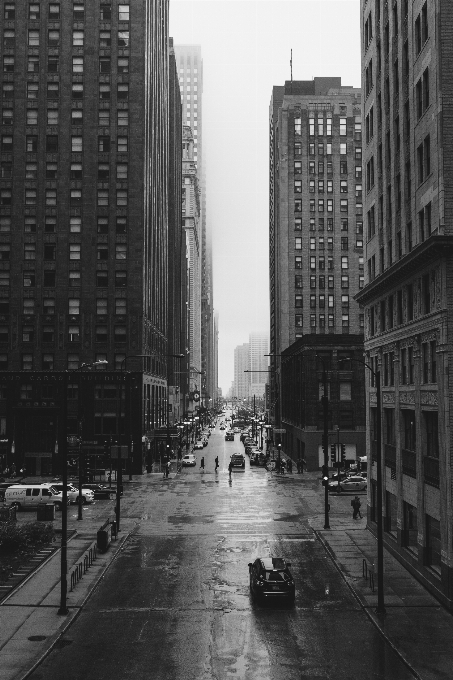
[28,635,47,642]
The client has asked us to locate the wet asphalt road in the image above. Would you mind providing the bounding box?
[29,422,413,680]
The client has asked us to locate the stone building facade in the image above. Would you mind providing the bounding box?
[359,0,453,608]
[269,78,364,431]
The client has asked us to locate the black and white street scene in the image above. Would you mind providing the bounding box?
[0,1,453,679]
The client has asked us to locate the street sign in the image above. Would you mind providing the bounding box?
[273,428,286,433]
[110,445,129,459]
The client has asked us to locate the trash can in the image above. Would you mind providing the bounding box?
[37,503,55,521]
[0,505,16,522]
[97,521,113,552]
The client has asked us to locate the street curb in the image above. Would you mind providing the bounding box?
[16,521,139,680]
[314,528,422,680]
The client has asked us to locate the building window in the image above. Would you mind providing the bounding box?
[97,245,108,261]
[425,514,441,572]
[69,271,80,287]
[99,84,110,100]
[24,243,37,261]
[69,299,80,316]
[47,109,58,126]
[23,300,35,315]
[114,326,126,343]
[73,31,84,46]
[69,244,80,260]
[100,31,111,47]
[118,57,129,73]
[117,110,129,127]
[70,190,82,206]
[117,84,129,100]
[43,299,55,316]
[118,31,129,47]
[117,137,128,153]
[115,271,127,288]
[295,238,302,251]
[22,355,33,371]
[97,190,109,206]
[116,190,127,206]
[68,325,80,342]
[45,189,57,206]
[115,244,127,260]
[72,137,83,152]
[96,271,108,287]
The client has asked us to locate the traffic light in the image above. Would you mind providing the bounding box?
[321,465,329,486]
[341,443,346,462]
[330,444,336,464]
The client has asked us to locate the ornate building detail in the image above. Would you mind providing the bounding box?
[382,392,395,404]
[420,391,438,406]
[399,391,415,405]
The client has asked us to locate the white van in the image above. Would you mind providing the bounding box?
[4,484,68,510]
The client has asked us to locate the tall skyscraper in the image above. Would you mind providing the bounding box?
[182,125,201,396]
[249,332,269,399]
[268,77,366,467]
[175,44,216,408]
[359,0,453,606]
[234,343,250,401]
[0,0,173,475]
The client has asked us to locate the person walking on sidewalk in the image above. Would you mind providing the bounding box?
[215,456,219,472]
[287,458,292,473]
[228,461,233,478]
[352,495,362,519]
[200,456,205,473]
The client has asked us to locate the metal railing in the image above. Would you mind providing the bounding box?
[69,540,97,592]
[362,558,375,592]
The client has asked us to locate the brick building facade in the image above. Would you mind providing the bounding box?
[359,0,453,608]
[0,0,175,475]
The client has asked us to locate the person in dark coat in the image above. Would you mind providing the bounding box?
[352,496,362,519]
[200,456,205,473]
[215,456,219,472]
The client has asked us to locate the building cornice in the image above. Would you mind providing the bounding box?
[355,234,453,306]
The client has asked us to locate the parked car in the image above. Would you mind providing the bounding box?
[248,557,295,603]
[219,425,225,430]
[4,484,69,510]
[75,483,116,500]
[194,441,204,450]
[225,432,234,441]
[329,475,367,492]
[182,454,196,467]
[202,437,208,447]
[230,453,245,469]
[50,483,94,504]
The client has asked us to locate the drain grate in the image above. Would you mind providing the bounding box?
[28,635,47,642]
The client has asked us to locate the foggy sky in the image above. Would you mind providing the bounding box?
[170,0,361,394]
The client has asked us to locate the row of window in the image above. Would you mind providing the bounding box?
[4,29,130,49]
[1,81,129,101]
[295,116,361,138]
[369,272,436,336]
[0,352,127,372]
[1,108,128,131]
[293,253,364,272]
[294,313,355,329]
[2,55,130,74]
[1,134,129,152]
[0,215,127,234]
[307,274,360,290]
[302,142,362,158]
[370,340,437,391]
[17,293,128,318]
[301,217,363,233]
[10,318,129,345]
[1,188,129,208]
[295,199,362,214]
[295,293,352,309]
[296,161,362,179]
[1,161,128,181]
[4,4,130,22]
[309,236,362,250]
[304,180,361,194]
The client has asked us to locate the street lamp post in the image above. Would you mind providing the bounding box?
[59,359,107,615]
[338,356,385,615]
[77,361,108,521]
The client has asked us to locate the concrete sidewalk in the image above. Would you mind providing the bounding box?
[310,514,453,680]
[0,515,137,680]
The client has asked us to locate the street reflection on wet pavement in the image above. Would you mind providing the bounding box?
[28,427,413,680]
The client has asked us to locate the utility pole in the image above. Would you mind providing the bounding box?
[321,362,330,530]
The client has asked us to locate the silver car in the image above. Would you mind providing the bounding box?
[329,475,367,492]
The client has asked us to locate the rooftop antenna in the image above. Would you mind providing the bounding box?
[290,49,293,94]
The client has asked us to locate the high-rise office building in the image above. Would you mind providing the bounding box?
[182,125,201,397]
[358,0,453,607]
[175,44,216,408]
[268,78,366,466]
[249,332,269,399]
[233,343,250,401]
[0,0,173,475]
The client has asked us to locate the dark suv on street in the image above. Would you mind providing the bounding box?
[230,453,245,468]
[248,557,295,603]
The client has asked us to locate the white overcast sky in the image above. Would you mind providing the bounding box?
[170,0,361,395]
